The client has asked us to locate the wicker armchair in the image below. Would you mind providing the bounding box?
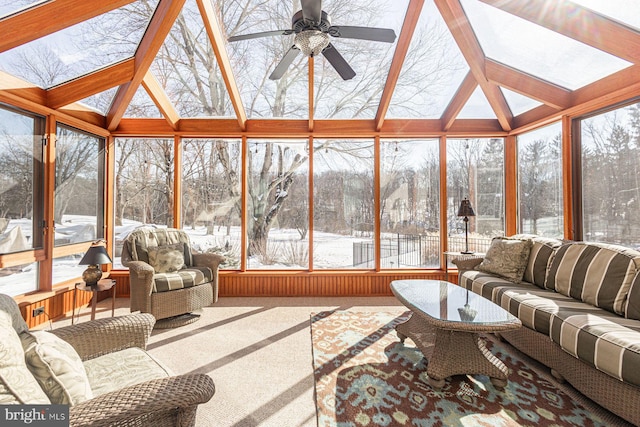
[0,293,214,427]
[122,227,225,326]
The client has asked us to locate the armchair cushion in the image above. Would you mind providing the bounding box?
[20,330,93,405]
[84,347,173,397]
[0,313,50,404]
[152,266,213,293]
[148,244,186,273]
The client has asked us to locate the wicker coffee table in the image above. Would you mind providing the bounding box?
[390,279,521,390]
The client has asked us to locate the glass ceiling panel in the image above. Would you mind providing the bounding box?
[462,0,632,90]
[501,87,541,117]
[76,88,118,116]
[0,1,158,89]
[151,0,233,118]
[386,0,468,119]
[313,0,408,119]
[457,86,496,119]
[0,0,45,19]
[224,0,308,119]
[124,85,162,118]
[572,0,640,31]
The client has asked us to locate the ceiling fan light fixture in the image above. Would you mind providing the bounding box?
[294,30,330,57]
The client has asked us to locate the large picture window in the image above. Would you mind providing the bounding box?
[517,123,563,238]
[313,139,374,269]
[182,139,241,270]
[580,101,640,246]
[113,138,174,267]
[447,138,504,254]
[247,139,309,269]
[0,105,44,295]
[54,125,103,246]
[380,139,440,268]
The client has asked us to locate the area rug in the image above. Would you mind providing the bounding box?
[310,310,631,427]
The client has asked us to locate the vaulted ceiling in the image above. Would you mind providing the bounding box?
[1,0,639,137]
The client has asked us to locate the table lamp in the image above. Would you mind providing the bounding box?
[457,197,475,254]
[79,242,112,287]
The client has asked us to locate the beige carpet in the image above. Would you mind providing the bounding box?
[46,296,629,427]
[48,295,406,426]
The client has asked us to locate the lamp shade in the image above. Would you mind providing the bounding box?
[79,245,112,266]
[457,198,475,217]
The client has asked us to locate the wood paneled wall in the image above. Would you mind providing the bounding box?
[23,271,457,328]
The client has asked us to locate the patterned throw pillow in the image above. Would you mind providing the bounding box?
[20,330,93,406]
[0,312,50,404]
[148,244,186,273]
[477,237,533,283]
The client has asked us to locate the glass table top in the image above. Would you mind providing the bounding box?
[390,279,518,326]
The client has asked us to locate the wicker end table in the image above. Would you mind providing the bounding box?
[390,279,521,390]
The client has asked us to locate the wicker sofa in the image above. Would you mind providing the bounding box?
[0,293,215,427]
[122,227,225,326]
[454,235,640,426]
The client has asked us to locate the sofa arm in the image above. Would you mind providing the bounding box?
[51,314,155,361]
[452,257,483,272]
[70,374,215,427]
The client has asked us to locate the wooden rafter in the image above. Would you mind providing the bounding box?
[106,0,185,131]
[374,0,424,131]
[480,0,640,64]
[142,71,180,129]
[0,0,135,54]
[485,59,571,109]
[196,0,247,131]
[441,71,477,130]
[47,59,135,110]
[434,0,513,131]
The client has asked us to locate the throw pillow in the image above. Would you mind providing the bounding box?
[477,237,533,282]
[20,330,93,406]
[148,244,186,273]
[626,270,640,320]
[0,312,50,404]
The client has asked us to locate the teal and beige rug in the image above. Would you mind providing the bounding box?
[310,310,631,427]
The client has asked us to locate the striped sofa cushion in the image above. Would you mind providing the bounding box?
[625,271,640,320]
[512,234,563,288]
[544,242,640,315]
[549,309,640,387]
[128,227,193,267]
[152,266,213,293]
[460,270,580,336]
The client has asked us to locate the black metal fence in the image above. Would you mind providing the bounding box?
[353,234,492,268]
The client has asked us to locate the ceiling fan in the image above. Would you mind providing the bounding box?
[227,0,397,81]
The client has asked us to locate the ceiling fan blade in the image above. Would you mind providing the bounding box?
[269,47,300,80]
[321,44,356,80]
[228,29,292,42]
[328,26,396,43]
[301,0,322,24]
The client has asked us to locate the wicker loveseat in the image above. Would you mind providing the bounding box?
[454,235,640,426]
[122,227,225,325]
[0,293,214,427]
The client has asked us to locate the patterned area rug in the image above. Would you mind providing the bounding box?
[311,310,631,427]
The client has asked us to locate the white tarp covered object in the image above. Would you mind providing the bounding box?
[0,225,29,253]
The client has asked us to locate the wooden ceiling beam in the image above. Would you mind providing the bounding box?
[107,0,185,131]
[485,59,571,109]
[0,0,135,54]
[441,71,477,130]
[0,70,47,105]
[46,59,134,110]
[480,0,640,63]
[196,0,247,131]
[434,0,513,131]
[374,0,425,131]
[142,71,180,130]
